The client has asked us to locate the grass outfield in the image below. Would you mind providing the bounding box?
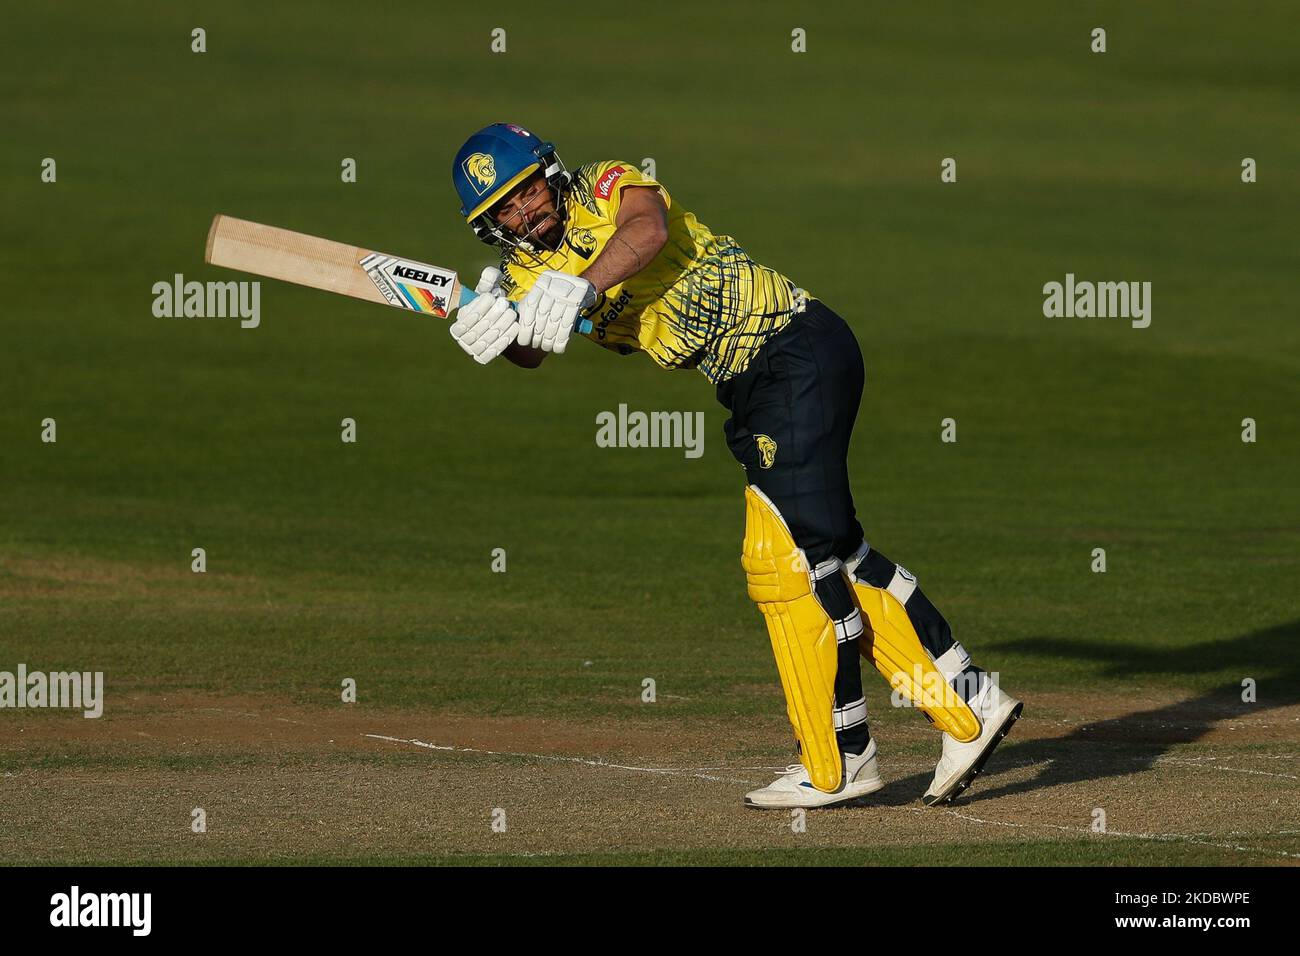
[0,2,1297,865]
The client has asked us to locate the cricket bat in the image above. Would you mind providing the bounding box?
[203,214,592,333]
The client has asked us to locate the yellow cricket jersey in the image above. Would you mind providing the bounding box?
[496,160,812,384]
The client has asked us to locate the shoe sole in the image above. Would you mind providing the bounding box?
[743,777,885,811]
[923,700,1024,807]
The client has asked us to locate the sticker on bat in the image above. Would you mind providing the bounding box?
[360,254,458,317]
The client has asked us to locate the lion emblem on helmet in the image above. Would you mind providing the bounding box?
[463,152,497,194]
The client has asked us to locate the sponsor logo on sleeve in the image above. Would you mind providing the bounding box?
[595,165,628,200]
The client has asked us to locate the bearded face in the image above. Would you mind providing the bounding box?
[491,173,564,250]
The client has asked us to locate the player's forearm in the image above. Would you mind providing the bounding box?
[580,216,668,294]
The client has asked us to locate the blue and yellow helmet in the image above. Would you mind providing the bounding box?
[451,123,570,247]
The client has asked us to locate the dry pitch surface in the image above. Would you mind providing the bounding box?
[3,689,1296,866]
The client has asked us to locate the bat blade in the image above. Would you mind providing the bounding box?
[203,214,593,334]
[204,214,464,319]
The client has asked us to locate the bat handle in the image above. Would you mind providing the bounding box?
[457,286,594,335]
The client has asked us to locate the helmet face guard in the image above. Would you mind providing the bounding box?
[452,124,572,266]
[469,153,572,266]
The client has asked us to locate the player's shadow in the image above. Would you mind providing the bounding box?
[872,617,1300,806]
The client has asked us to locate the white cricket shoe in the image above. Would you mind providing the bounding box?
[744,739,884,809]
[923,678,1023,806]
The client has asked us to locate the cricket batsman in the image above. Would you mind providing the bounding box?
[450,123,1023,808]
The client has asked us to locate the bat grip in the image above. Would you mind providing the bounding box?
[457,286,594,335]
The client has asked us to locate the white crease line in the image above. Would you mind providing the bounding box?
[1154,753,1299,764]
[1033,716,1299,730]
[365,734,756,785]
[1155,757,1298,780]
[927,807,1300,861]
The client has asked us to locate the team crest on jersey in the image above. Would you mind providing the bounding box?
[463,153,497,195]
[755,434,777,469]
[566,227,598,259]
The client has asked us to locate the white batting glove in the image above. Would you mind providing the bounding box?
[449,267,516,365]
[518,270,597,355]
[473,266,503,296]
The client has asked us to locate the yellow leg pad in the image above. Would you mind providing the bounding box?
[852,581,982,743]
[742,486,842,793]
